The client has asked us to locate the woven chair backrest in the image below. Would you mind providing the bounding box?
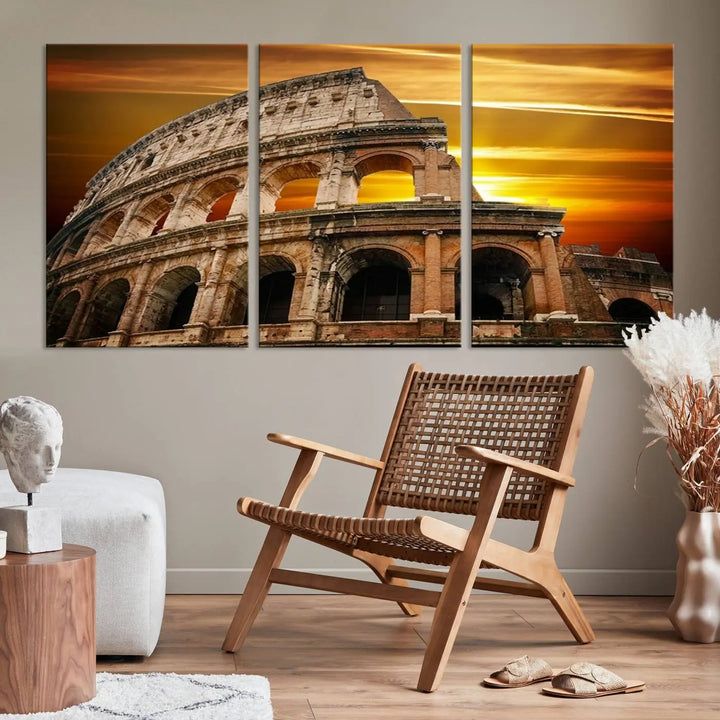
[377,370,581,520]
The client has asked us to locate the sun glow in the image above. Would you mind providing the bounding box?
[472,44,673,268]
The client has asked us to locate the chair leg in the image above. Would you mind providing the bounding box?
[542,568,595,643]
[416,555,477,692]
[222,526,291,652]
[416,463,513,692]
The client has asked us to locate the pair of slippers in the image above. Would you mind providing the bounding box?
[483,655,645,699]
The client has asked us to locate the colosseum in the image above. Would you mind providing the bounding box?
[46,66,672,347]
[46,90,250,348]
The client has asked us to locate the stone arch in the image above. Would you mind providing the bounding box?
[258,255,297,324]
[83,210,124,255]
[177,176,241,228]
[337,248,411,321]
[261,161,322,213]
[608,298,658,326]
[47,290,80,345]
[354,152,417,205]
[353,152,416,179]
[64,230,87,257]
[195,175,240,206]
[472,239,536,269]
[50,228,86,269]
[80,278,130,339]
[138,266,202,333]
[334,243,417,277]
[259,254,298,277]
[126,193,174,241]
[472,246,533,320]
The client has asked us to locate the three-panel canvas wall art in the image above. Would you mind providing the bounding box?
[46,44,673,348]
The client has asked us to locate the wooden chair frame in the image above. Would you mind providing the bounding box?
[223,364,595,692]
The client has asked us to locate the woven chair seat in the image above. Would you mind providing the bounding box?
[240,497,458,565]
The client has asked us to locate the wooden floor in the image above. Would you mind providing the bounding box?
[100,594,720,719]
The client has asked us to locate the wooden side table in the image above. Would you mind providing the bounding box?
[0,544,96,713]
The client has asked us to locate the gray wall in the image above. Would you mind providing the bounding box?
[1,0,718,594]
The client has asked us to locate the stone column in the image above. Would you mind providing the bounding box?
[208,247,243,325]
[409,269,425,316]
[337,170,359,206]
[538,231,566,313]
[161,184,194,232]
[421,141,440,197]
[189,248,229,327]
[288,273,306,321]
[57,275,98,345]
[422,229,443,313]
[297,235,326,319]
[259,182,280,214]
[112,197,143,242]
[227,182,248,219]
[317,271,343,322]
[106,263,153,347]
[315,149,346,209]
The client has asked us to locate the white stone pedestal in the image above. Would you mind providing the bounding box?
[0,506,62,553]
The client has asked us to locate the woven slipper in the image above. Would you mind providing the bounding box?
[542,662,645,698]
[483,655,556,688]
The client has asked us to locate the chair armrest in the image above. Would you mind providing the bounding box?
[267,433,385,470]
[455,445,575,487]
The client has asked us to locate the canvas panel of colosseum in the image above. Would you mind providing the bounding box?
[471,44,673,346]
[46,44,249,348]
[258,44,462,347]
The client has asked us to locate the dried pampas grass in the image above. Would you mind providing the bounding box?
[625,310,720,512]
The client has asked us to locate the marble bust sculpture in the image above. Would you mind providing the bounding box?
[0,396,63,497]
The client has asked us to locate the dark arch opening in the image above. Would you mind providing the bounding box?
[608,298,658,326]
[47,291,80,345]
[474,293,505,320]
[81,279,130,339]
[168,284,199,329]
[454,258,461,320]
[342,266,410,321]
[472,247,532,321]
[259,271,294,324]
[141,267,202,333]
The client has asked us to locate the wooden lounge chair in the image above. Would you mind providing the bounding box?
[223,364,595,692]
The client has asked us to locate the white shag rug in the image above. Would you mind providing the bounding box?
[0,673,273,719]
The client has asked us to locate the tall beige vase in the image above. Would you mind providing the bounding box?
[667,510,720,642]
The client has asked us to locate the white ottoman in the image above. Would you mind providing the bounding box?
[0,468,166,656]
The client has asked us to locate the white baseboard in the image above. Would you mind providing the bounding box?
[166,567,675,596]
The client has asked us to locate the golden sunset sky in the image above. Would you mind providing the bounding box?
[260,44,461,210]
[46,45,248,241]
[47,44,672,270]
[472,45,673,269]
